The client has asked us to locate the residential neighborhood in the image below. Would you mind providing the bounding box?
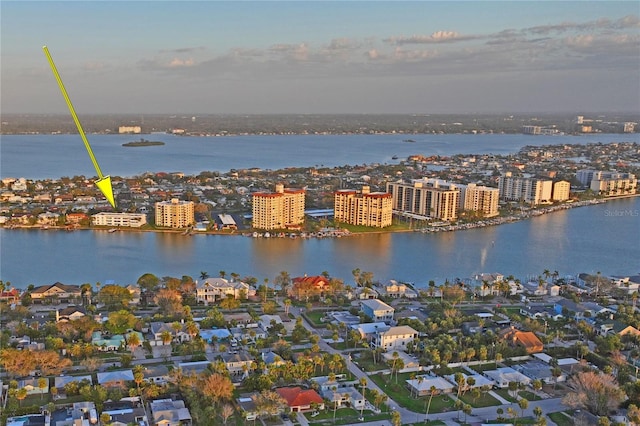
[1,268,640,426]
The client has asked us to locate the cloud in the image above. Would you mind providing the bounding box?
[159,47,205,54]
[384,31,475,45]
[168,58,195,67]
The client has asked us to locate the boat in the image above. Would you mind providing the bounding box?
[403,139,416,143]
[392,155,398,160]
[122,138,165,147]
[108,228,118,233]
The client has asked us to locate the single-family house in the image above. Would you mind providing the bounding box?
[56,306,86,322]
[290,275,330,300]
[143,364,171,385]
[195,278,254,305]
[322,387,365,410]
[515,361,566,385]
[149,322,192,344]
[275,387,325,413]
[54,375,93,393]
[221,351,254,378]
[360,299,394,323]
[97,370,134,388]
[30,282,82,303]
[18,377,49,396]
[0,288,20,304]
[351,322,390,343]
[259,314,283,331]
[373,325,418,351]
[377,280,418,299]
[483,367,531,388]
[444,373,494,390]
[102,405,148,426]
[406,376,455,396]
[149,398,192,426]
[237,394,260,421]
[498,327,544,354]
[223,312,257,328]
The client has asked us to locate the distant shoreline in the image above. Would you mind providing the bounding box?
[3,194,637,237]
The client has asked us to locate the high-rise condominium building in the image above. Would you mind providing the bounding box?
[386,178,460,221]
[459,184,500,217]
[252,184,305,230]
[498,175,552,205]
[334,186,393,228]
[155,199,195,228]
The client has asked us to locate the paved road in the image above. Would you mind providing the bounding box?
[289,304,571,425]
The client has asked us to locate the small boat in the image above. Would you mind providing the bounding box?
[403,139,416,143]
[108,228,118,233]
[392,155,398,160]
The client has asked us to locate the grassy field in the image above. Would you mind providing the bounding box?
[306,407,391,426]
[518,391,542,401]
[353,357,389,372]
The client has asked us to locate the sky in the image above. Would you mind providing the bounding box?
[1,1,639,114]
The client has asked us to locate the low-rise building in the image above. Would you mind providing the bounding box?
[275,387,325,413]
[373,325,418,351]
[377,280,418,298]
[92,212,147,228]
[149,399,192,426]
[360,299,394,322]
[195,277,254,305]
[30,282,81,303]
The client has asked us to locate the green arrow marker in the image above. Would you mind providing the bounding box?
[43,46,116,208]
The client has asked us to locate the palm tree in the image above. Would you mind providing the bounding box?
[359,378,367,420]
[127,332,141,352]
[199,271,209,280]
[219,270,226,279]
[425,385,437,421]
[160,330,172,345]
[284,299,291,315]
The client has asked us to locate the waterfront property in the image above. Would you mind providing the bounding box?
[252,184,305,230]
[91,212,147,228]
[334,186,393,228]
[195,277,254,305]
[387,178,460,221]
[30,282,81,303]
[155,198,194,228]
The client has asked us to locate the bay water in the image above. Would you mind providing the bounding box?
[0,133,638,287]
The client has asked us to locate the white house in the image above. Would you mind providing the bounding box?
[373,325,418,351]
[196,278,255,305]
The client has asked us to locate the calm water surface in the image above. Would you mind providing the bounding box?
[1,133,638,287]
[1,197,638,287]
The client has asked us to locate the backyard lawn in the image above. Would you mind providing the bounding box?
[368,373,456,413]
[458,391,502,408]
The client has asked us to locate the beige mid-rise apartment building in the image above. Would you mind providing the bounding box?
[252,184,305,230]
[334,186,393,228]
[155,199,195,228]
[386,178,460,221]
[460,184,500,217]
[552,180,571,201]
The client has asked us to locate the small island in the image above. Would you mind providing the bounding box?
[122,138,165,147]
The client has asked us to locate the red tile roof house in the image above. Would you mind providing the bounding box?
[275,387,324,413]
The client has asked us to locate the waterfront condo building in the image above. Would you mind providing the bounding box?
[334,186,393,228]
[386,178,460,221]
[498,174,552,205]
[252,184,305,230]
[360,299,394,323]
[155,198,195,228]
[552,180,571,201]
[91,212,147,228]
[589,171,637,197]
[459,184,500,218]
